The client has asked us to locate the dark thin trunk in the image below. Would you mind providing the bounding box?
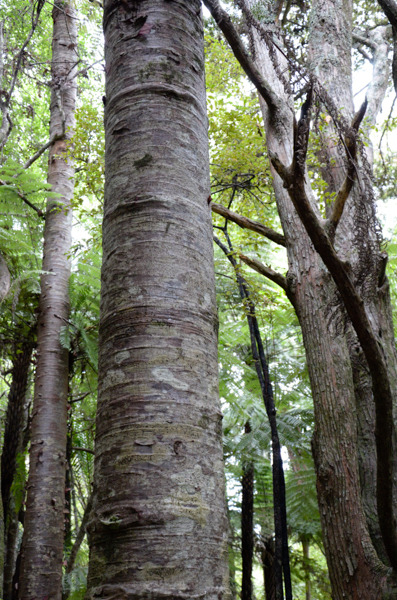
[2,334,34,600]
[302,539,311,600]
[262,536,276,600]
[1,337,34,524]
[241,421,254,600]
[214,234,291,600]
[18,1,77,597]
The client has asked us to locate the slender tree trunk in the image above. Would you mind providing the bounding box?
[215,234,291,600]
[261,536,275,600]
[1,332,34,600]
[85,2,230,598]
[241,422,254,600]
[301,539,310,600]
[18,2,77,598]
[2,336,34,525]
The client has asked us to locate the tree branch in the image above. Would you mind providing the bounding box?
[0,0,45,149]
[202,0,282,113]
[325,99,367,239]
[238,253,288,292]
[211,202,286,246]
[352,30,378,50]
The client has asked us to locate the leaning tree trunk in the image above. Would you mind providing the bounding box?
[85,2,230,599]
[18,2,77,598]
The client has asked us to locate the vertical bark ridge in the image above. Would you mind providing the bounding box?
[18,1,77,597]
[85,2,230,598]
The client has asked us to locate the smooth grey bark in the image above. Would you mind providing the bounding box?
[85,2,230,599]
[18,2,77,598]
[0,252,10,301]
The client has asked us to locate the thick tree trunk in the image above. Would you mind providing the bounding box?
[85,2,230,599]
[241,422,254,600]
[246,1,397,597]
[18,2,77,598]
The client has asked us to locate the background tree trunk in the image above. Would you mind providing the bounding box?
[2,331,34,600]
[85,2,230,598]
[241,422,254,600]
[18,1,77,597]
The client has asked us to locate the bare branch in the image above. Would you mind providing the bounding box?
[354,45,373,63]
[239,253,288,292]
[202,0,282,113]
[352,30,378,50]
[211,202,286,246]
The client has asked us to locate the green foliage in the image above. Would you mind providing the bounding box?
[10,450,27,514]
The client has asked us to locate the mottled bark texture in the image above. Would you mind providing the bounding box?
[18,2,77,598]
[85,2,230,599]
[204,0,397,597]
